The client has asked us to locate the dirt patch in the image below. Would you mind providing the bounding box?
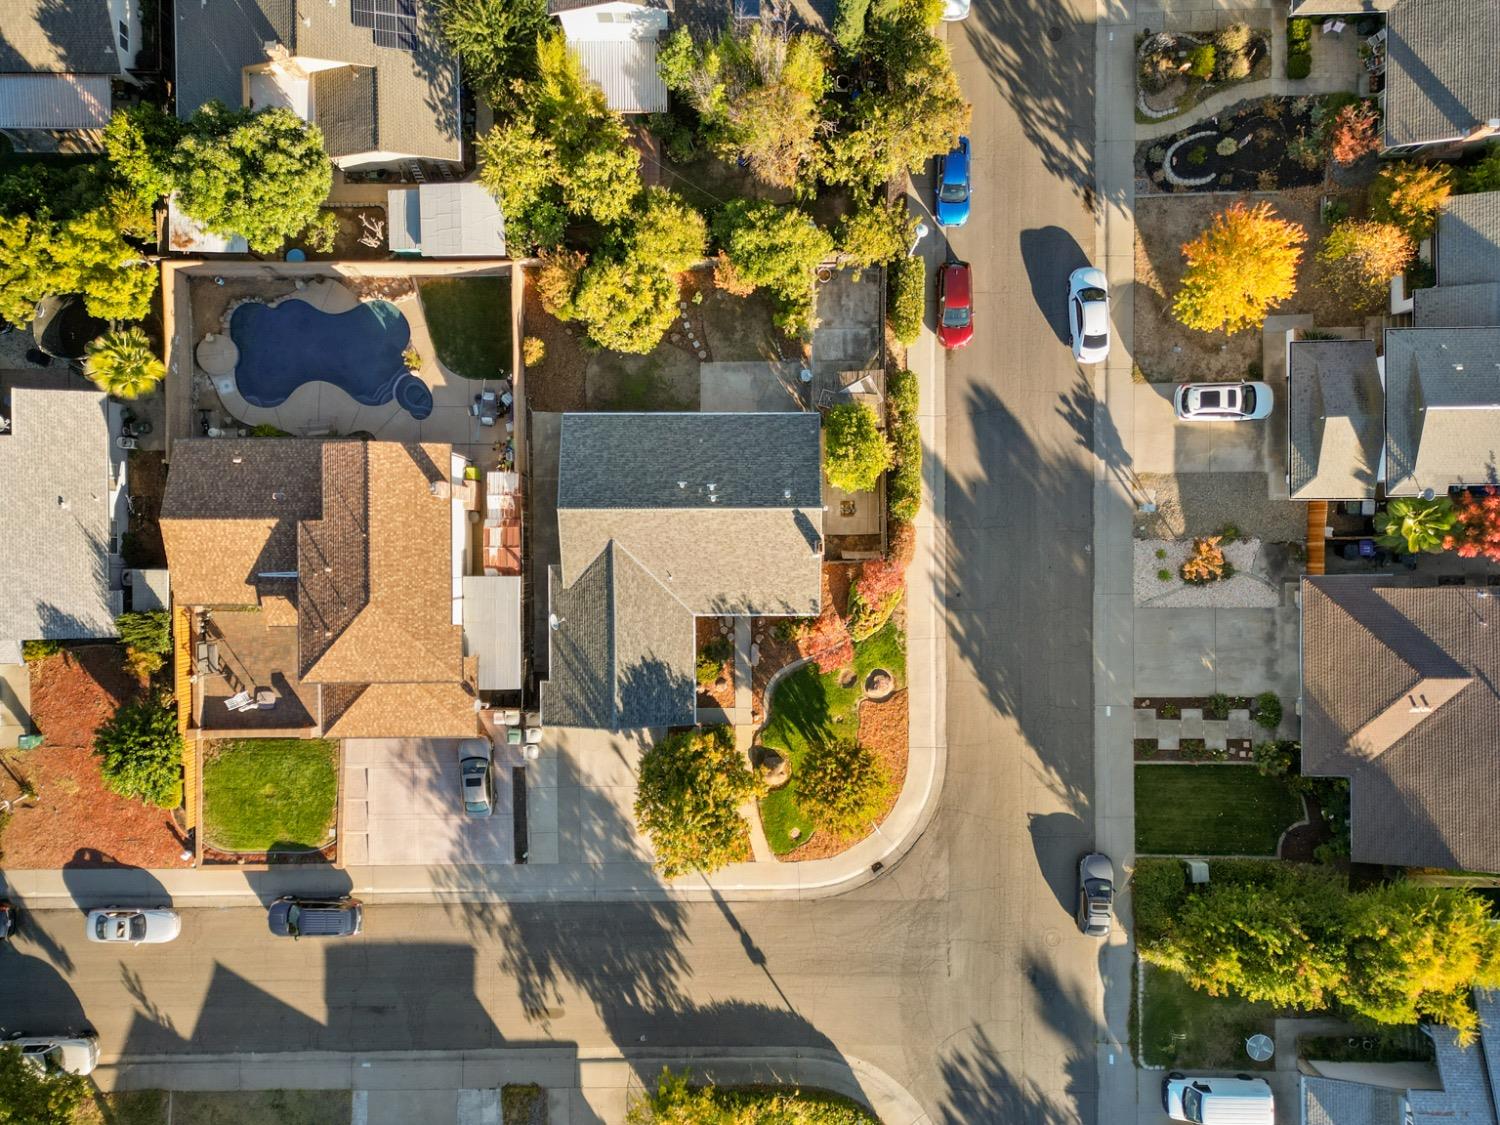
[124,450,168,568]
[586,347,700,410]
[346,275,415,302]
[695,615,736,712]
[521,274,588,412]
[188,276,298,340]
[1133,186,1371,383]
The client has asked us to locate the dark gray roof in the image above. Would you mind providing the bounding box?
[1413,1024,1499,1124]
[1304,1078,1407,1125]
[1288,340,1383,499]
[310,67,377,158]
[174,0,293,118]
[1438,194,1500,288]
[1383,327,1500,496]
[1385,0,1500,148]
[1416,283,1500,329]
[1287,0,1392,12]
[0,374,120,664]
[541,557,616,730]
[558,412,823,509]
[1302,577,1500,869]
[0,0,120,75]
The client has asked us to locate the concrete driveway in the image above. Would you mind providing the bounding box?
[341,739,514,866]
[1131,383,1276,474]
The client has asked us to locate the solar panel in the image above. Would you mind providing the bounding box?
[364,0,418,50]
[351,0,376,28]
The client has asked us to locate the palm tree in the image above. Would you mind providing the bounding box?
[1375,496,1457,555]
[84,327,165,400]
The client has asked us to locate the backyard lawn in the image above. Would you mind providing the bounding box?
[201,739,338,853]
[759,621,906,855]
[1135,764,1304,856]
[1138,961,1277,1070]
[417,276,512,380]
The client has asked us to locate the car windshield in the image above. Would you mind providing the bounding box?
[942,305,971,328]
[939,181,968,203]
[1085,877,1112,898]
[1241,387,1256,412]
[285,904,300,935]
[1183,1088,1204,1122]
[1083,333,1108,349]
[1078,287,1107,303]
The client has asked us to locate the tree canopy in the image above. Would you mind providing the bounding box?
[430,0,550,96]
[0,1045,88,1125]
[823,401,893,493]
[634,726,761,878]
[85,328,166,400]
[798,738,894,840]
[1369,160,1454,241]
[712,199,834,336]
[1172,201,1306,333]
[1317,219,1415,305]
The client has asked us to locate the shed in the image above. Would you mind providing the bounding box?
[386,183,506,259]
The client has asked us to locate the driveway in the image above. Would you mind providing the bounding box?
[341,739,514,865]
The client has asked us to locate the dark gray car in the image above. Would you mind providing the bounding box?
[1076,853,1114,937]
[267,896,363,938]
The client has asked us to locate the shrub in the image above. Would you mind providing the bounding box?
[628,1068,881,1124]
[848,554,905,641]
[94,697,183,809]
[535,248,586,318]
[1220,53,1252,81]
[888,255,925,346]
[836,201,917,280]
[1216,21,1251,54]
[795,605,854,674]
[823,402,892,494]
[301,209,340,254]
[1286,18,1312,48]
[1132,858,1188,949]
[1180,535,1232,584]
[115,610,171,654]
[712,198,834,336]
[696,636,732,687]
[1375,495,1457,554]
[1318,220,1416,304]
[1160,701,1180,719]
[402,346,422,371]
[1450,487,1500,562]
[634,726,760,878]
[1327,101,1381,164]
[1187,45,1215,80]
[21,639,62,662]
[1252,739,1294,777]
[1206,692,1231,720]
[1253,691,1283,731]
[1461,143,1500,194]
[1286,51,1311,80]
[124,648,165,678]
[1216,137,1238,157]
[1370,161,1454,241]
[522,335,546,367]
[84,327,165,400]
[1157,568,1172,581]
[713,250,756,298]
[797,738,894,841]
[1187,145,1209,166]
[886,368,921,522]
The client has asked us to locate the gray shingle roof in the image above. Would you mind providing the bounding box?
[1413,1025,1499,1124]
[1287,0,1392,13]
[1385,0,1500,148]
[1416,283,1500,328]
[1304,1077,1407,1125]
[0,374,120,664]
[1439,193,1500,288]
[1302,577,1500,869]
[1383,327,1500,496]
[174,0,293,119]
[0,0,120,75]
[1288,340,1383,499]
[310,66,377,158]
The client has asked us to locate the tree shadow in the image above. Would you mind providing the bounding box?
[0,951,88,1039]
[0,891,75,975]
[61,851,171,912]
[1019,227,1091,346]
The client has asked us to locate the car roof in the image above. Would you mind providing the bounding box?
[1081,301,1108,336]
[943,139,969,182]
[943,262,971,302]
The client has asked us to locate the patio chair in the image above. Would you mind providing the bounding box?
[255,688,276,707]
[223,690,254,711]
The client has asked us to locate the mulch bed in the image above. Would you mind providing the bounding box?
[2,647,188,869]
[1134,695,1253,718]
[1136,739,1255,763]
[750,564,857,722]
[521,273,588,412]
[1277,792,1326,862]
[1139,98,1323,193]
[695,615,736,712]
[201,841,337,866]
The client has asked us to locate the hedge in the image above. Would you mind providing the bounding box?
[888,255,925,345]
[887,367,921,522]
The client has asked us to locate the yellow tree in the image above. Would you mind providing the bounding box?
[1318,219,1416,306]
[1369,160,1453,240]
[1172,201,1307,333]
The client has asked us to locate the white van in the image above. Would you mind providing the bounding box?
[1161,1074,1275,1125]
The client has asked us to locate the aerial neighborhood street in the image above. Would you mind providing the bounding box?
[0,0,1496,1121]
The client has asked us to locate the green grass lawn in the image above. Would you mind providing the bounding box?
[201,739,338,853]
[1138,961,1278,1070]
[759,622,906,854]
[417,276,513,379]
[1135,764,1305,856]
[88,1090,351,1125]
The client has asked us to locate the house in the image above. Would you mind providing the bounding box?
[1287,340,1384,501]
[541,412,822,730]
[549,0,669,115]
[1383,327,1500,497]
[0,374,127,665]
[174,0,460,169]
[0,0,138,148]
[1302,991,1500,1125]
[1416,192,1500,329]
[387,183,506,258]
[161,439,485,739]
[1301,576,1500,870]
[1384,0,1500,155]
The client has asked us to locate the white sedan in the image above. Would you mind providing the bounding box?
[10,1034,99,1075]
[1067,267,1110,364]
[86,907,181,945]
[1173,381,1275,421]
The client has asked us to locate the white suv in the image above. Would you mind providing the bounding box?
[1162,1073,1274,1124]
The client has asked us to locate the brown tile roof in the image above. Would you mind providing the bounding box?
[321,680,477,738]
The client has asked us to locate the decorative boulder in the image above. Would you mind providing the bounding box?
[865,669,896,701]
[758,748,791,790]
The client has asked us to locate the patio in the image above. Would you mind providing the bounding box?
[192,607,318,736]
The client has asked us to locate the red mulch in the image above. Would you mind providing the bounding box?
[2,647,189,869]
[695,616,736,711]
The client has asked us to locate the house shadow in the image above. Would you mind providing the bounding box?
[61,852,172,912]
[1028,812,1088,916]
[0,952,88,1039]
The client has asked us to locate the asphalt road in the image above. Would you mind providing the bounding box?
[0,0,1100,1118]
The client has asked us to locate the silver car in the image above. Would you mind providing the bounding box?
[459,738,495,817]
[9,1033,100,1075]
[1067,266,1110,364]
[1076,853,1114,937]
[1173,381,1274,421]
[87,907,181,945]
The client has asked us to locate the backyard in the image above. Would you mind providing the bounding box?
[1138,960,1277,1070]
[201,739,338,856]
[417,276,513,380]
[1135,764,1305,855]
[758,620,907,857]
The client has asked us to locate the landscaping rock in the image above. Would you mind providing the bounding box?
[864,668,896,701]
[759,748,791,790]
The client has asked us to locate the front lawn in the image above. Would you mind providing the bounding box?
[85,1090,351,1125]
[1135,764,1304,856]
[759,621,906,855]
[1138,961,1277,1069]
[417,276,513,379]
[201,739,338,853]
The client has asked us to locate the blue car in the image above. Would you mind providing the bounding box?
[935,136,971,227]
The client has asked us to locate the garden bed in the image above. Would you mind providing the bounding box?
[1141,99,1323,192]
[1136,30,1271,124]
[696,615,736,712]
[201,738,338,858]
[1134,537,1279,608]
[1135,764,1305,856]
[1138,961,1279,1069]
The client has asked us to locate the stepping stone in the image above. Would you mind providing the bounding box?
[1178,712,1206,739]
[1228,713,1254,740]
[1204,720,1229,741]
[1206,735,1227,752]
[1135,708,1159,738]
[1158,732,1180,751]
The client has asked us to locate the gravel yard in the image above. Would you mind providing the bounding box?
[1135,472,1305,542]
[1135,538,1280,608]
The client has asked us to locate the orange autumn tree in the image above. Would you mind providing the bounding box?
[1327,101,1381,164]
[1172,201,1307,334]
[1370,160,1453,240]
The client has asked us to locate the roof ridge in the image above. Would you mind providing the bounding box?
[606,536,697,616]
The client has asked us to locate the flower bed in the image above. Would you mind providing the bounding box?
[1139,98,1326,192]
[1134,538,1278,607]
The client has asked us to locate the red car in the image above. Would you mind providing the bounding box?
[937,261,974,349]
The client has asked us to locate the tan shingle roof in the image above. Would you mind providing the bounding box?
[321,680,477,738]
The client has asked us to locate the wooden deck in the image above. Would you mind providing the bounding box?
[1306,501,1328,575]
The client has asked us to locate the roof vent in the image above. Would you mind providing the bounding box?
[272,490,286,501]
[678,480,687,489]
[784,488,792,500]
[707,482,716,492]
[232,456,243,465]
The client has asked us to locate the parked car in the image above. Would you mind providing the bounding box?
[86,907,181,945]
[1075,853,1114,937]
[1162,1074,1274,1124]
[267,896,363,939]
[459,738,495,817]
[1173,381,1274,422]
[934,137,972,227]
[1067,267,1110,364]
[941,0,970,19]
[8,1033,99,1076]
[937,261,974,349]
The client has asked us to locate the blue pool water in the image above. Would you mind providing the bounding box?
[229,299,433,420]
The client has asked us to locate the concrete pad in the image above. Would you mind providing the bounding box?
[456,1088,500,1125]
[365,1089,458,1124]
[698,361,805,412]
[1133,709,1157,738]
[0,662,32,749]
[1133,609,1216,694]
[1212,607,1298,698]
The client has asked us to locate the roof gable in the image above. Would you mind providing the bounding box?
[1288,340,1383,499]
[1384,328,1500,496]
[1385,0,1500,147]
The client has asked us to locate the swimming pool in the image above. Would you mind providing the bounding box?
[229,298,433,420]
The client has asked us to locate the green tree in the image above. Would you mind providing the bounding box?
[712,198,834,335]
[0,210,155,326]
[1461,143,1500,194]
[103,103,184,206]
[634,726,761,878]
[115,610,172,655]
[173,103,333,254]
[571,256,679,353]
[84,328,165,400]
[625,187,708,275]
[94,697,183,809]
[887,254,925,346]
[1374,496,1457,554]
[798,738,894,840]
[1342,883,1500,1044]
[836,200,918,279]
[1369,161,1454,241]
[833,0,872,53]
[1317,220,1415,305]
[823,401,893,493]
[0,1044,89,1125]
[476,117,565,249]
[431,0,549,95]
[1172,201,1306,333]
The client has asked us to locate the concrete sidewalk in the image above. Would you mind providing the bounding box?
[94,1046,931,1125]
